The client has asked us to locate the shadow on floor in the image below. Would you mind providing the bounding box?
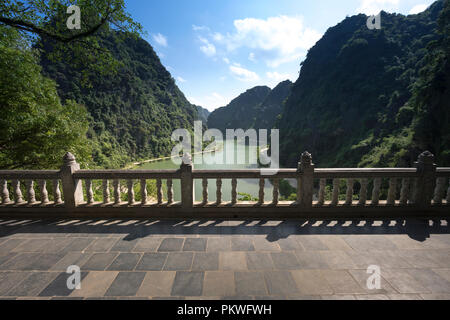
[0,217,448,242]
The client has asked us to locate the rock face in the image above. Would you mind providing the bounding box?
[278,0,449,168]
[207,80,292,132]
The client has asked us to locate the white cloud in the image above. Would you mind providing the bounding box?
[153,33,168,47]
[229,64,260,82]
[199,37,216,57]
[266,71,294,82]
[188,92,231,111]
[248,52,256,62]
[223,57,230,64]
[409,4,428,14]
[177,76,187,83]
[211,15,322,68]
[357,0,400,15]
[192,25,209,31]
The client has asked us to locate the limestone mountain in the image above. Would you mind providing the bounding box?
[207,80,292,132]
[278,0,449,168]
[39,30,199,168]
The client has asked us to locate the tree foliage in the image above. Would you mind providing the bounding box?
[0,26,91,169]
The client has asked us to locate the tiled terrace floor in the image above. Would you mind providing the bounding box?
[0,218,449,300]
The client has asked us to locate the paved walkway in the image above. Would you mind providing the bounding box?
[0,218,449,300]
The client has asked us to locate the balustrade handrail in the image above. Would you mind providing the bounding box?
[0,150,449,216]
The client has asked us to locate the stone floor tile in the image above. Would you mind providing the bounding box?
[71,271,118,297]
[319,251,357,269]
[26,253,66,271]
[219,252,247,271]
[81,253,118,271]
[355,294,390,300]
[276,238,302,251]
[136,271,176,297]
[135,253,168,271]
[294,251,330,269]
[109,239,139,252]
[39,272,89,297]
[246,252,274,270]
[381,269,432,294]
[207,238,231,252]
[0,271,32,295]
[321,270,366,294]
[191,252,219,271]
[405,269,450,293]
[296,236,328,251]
[50,252,92,271]
[158,238,184,252]
[234,271,267,296]
[290,270,333,295]
[0,239,27,253]
[270,252,300,270]
[132,238,162,252]
[252,237,280,251]
[231,238,255,251]
[107,253,141,271]
[60,238,95,252]
[5,272,58,296]
[183,238,207,252]
[0,252,18,266]
[321,295,356,300]
[431,268,450,282]
[203,271,235,297]
[171,271,204,296]
[11,239,52,252]
[318,235,354,251]
[342,235,397,251]
[0,253,41,270]
[163,252,193,271]
[84,238,117,252]
[387,293,423,300]
[420,293,450,300]
[104,271,146,296]
[263,271,299,296]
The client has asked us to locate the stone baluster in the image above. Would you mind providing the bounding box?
[317,179,326,206]
[60,152,84,210]
[371,178,381,205]
[399,178,410,205]
[113,179,120,205]
[52,180,62,204]
[26,180,36,204]
[38,180,49,204]
[272,178,279,205]
[103,180,110,204]
[85,179,94,204]
[216,178,222,205]
[358,178,368,205]
[411,151,436,206]
[433,177,446,204]
[258,178,265,205]
[201,178,208,205]
[331,178,340,206]
[12,180,23,204]
[180,153,194,210]
[156,179,163,205]
[231,178,237,205]
[297,151,314,207]
[127,180,135,205]
[167,179,174,204]
[1,180,10,204]
[446,179,450,204]
[345,179,354,205]
[140,179,147,205]
[387,178,397,205]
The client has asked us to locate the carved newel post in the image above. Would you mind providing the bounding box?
[412,151,436,207]
[60,152,84,210]
[180,153,194,210]
[297,151,315,208]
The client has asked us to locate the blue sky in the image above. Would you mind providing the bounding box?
[125,0,436,111]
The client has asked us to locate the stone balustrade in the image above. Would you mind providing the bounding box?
[0,151,449,218]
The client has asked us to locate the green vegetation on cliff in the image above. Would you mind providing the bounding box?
[279,0,449,168]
